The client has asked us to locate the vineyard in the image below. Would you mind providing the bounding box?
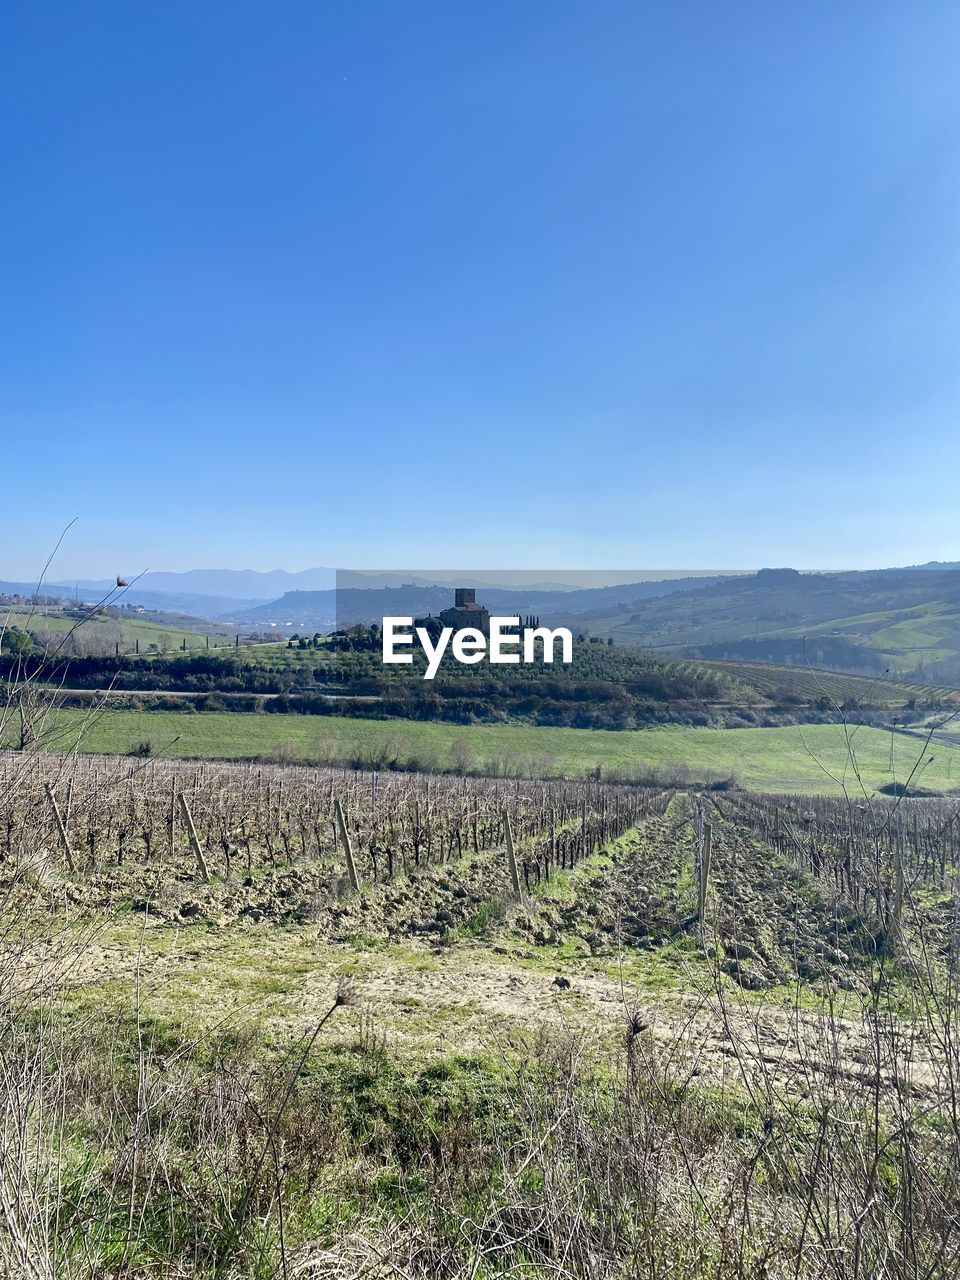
[5,751,960,990]
[5,754,667,938]
[5,748,960,1278]
[706,657,960,708]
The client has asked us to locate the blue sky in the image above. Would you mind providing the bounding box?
[2,2,958,579]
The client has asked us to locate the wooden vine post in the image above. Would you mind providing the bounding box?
[694,807,713,949]
[179,793,211,883]
[503,808,522,899]
[44,783,77,873]
[168,776,177,862]
[889,848,905,953]
[699,821,713,930]
[334,799,362,894]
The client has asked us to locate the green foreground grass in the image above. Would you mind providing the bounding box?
[39,706,960,794]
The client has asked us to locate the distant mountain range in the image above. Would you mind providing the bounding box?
[0,580,262,620]
[0,568,339,619]
[234,576,740,629]
[0,567,745,619]
[897,561,960,571]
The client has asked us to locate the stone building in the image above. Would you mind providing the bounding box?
[412,587,492,638]
[438,587,490,634]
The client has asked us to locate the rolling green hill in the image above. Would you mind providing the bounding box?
[1,602,238,654]
[9,629,958,735]
[558,568,960,680]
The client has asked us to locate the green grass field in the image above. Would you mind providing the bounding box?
[34,707,960,795]
[2,606,237,653]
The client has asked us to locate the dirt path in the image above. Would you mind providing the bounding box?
[45,917,949,1105]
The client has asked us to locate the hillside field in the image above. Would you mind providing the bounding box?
[1,604,238,652]
[705,658,960,707]
[33,706,960,794]
[562,568,960,680]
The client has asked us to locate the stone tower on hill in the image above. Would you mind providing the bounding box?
[438,587,490,634]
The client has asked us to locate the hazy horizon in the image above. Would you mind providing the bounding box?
[4,557,959,598]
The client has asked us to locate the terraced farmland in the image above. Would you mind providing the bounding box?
[705,657,960,707]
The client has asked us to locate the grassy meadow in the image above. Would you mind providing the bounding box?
[2,605,237,652]
[35,705,960,794]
